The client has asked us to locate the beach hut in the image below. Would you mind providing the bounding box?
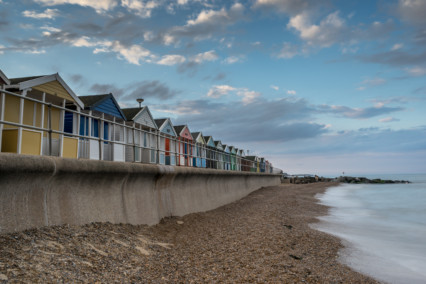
[204,136,217,169]
[155,118,177,165]
[214,140,224,170]
[174,125,194,167]
[191,132,207,168]
[229,146,237,171]
[122,106,158,164]
[237,149,246,171]
[1,73,84,158]
[74,94,126,161]
[238,149,249,171]
[222,144,231,170]
[246,156,260,172]
[259,157,266,172]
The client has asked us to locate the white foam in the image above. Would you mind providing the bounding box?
[313,180,426,284]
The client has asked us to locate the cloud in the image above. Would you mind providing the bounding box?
[177,50,219,74]
[277,42,300,59]
[287,90,297,95]
[123,80,179,101]
[89,83,126,97]
[206,85,261,104]
[223,56,243,64]
[358,77,386,90]
[22,8,59,19]
[391,43,404,51]
[405,66,426,76]
[155,97,325,143]
[397,0,426,26]
[169,3,245,41]
[157,54,186,65]
[271,85,279,91]
[252,0,317,15]
[34,0,118,13]
[121,0,159,18]
[287,11,347,47]
[89,80,179,102]
[379,117,400,123]
[192,50,218,63]
[319,104,404,119]
[359,50,426,67]
[206,85,236,98]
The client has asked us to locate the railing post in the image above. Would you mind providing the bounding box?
[0,90,5,151]
[48,103,52,156]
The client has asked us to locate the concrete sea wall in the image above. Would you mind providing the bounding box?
[0,153,280,233]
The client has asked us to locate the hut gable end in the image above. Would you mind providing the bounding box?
[133,107,157,129]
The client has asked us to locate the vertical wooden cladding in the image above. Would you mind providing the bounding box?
[174,125,194,167]
[1,73,84,157]
[191,132,206,168]
[122,106,158,164]
[155,118,177,166]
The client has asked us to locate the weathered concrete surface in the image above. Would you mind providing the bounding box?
[0,153,281,233]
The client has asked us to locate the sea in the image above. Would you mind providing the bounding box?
[312,174,426,284]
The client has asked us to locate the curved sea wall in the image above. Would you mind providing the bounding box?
[0,153,280,233]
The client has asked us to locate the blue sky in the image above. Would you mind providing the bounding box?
[1,0,426,175]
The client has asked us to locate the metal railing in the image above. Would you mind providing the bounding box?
[0,88,275,173]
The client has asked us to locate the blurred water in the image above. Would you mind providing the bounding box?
[312,174,426,284]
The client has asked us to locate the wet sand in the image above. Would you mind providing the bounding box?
[0,183,380,283]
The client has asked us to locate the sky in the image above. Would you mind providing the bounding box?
[1,0,426,176]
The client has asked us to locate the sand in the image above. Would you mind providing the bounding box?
[0,183,380,283]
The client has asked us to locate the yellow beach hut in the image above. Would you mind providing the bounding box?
[1,73,84,158]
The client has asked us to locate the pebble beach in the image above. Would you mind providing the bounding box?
[0,183,380,283]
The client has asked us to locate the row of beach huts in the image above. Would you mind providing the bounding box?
[0,69,276,173]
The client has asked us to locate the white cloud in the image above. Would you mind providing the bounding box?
[277,42,299,58]
[271,85,279,91]
[162,34,176,45]
[121,0,159,18]
[237,90,261,105]
[22,8,59,19]
[287,11,347,47]
[157,54,186,65]
[206,85,261,105]
[34,0,118,13]
[26,49,46,54]
[223,56,242,64]
[41,26,62,33]
[0,45,4,54]
[391,43,404,51]
[405,66,426,76]
[207,85,236,98]
[379,117,400,123]
[111,41,155,65]
[287,90,297,95]
[187,3,244,26]
[192,50,218,63]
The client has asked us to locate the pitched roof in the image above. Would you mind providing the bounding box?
[191,132,201,138]
[121,107,142,121]
[0,69,10,85]
[9,75,44,85]
[154,118,167,128]
[78,93,125,119]
[79,94,109,107]
[8,73,84,108]
[173,125,186,135]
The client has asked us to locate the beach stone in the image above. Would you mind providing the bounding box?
[0,273,8,281]
[177,221,184,225]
